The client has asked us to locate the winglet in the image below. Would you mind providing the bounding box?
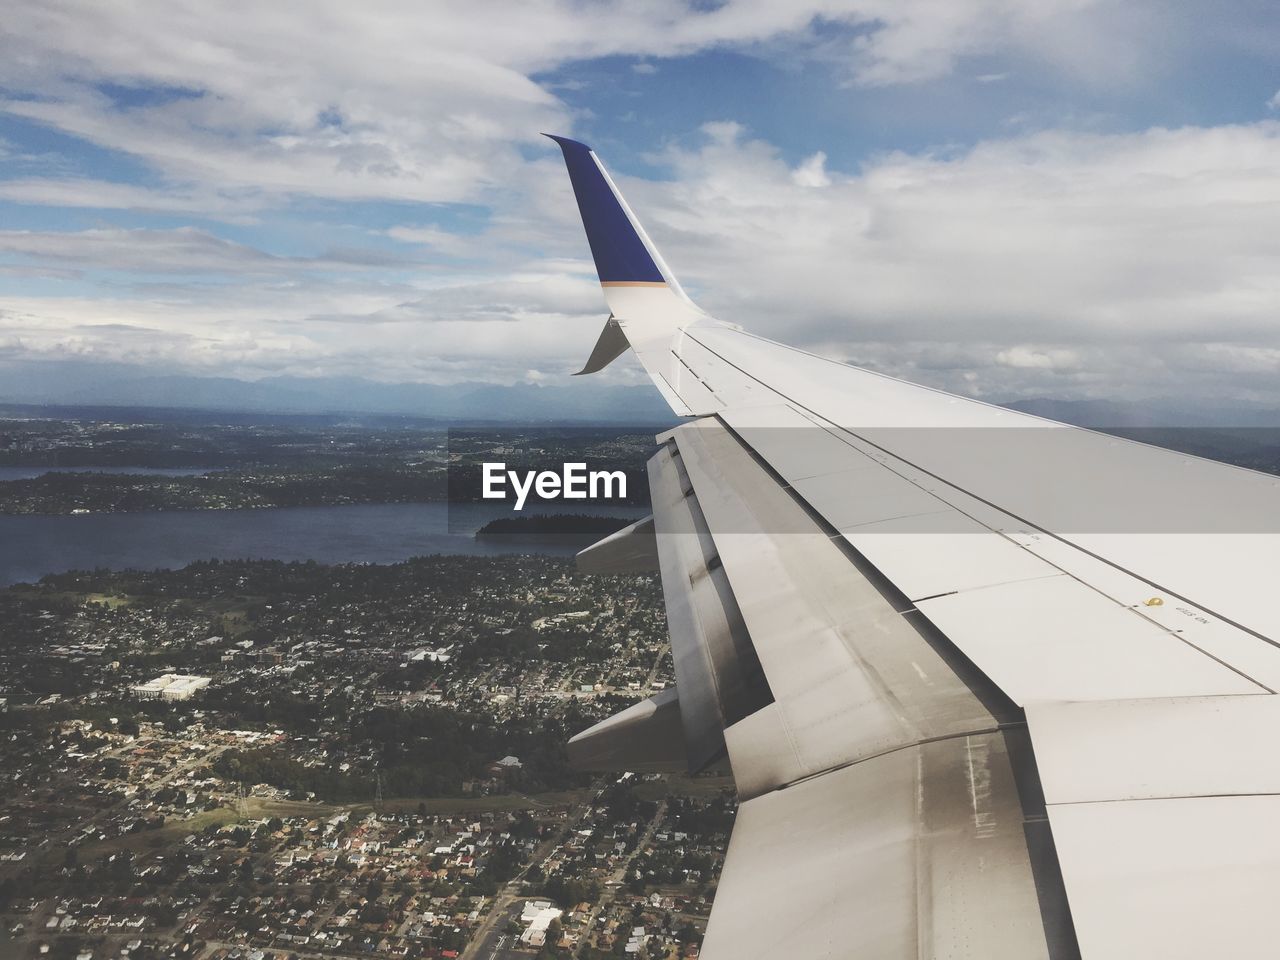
[544,134,676,288]
[549,135,711,408]
[573,315,630,375]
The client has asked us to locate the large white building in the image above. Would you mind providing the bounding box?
[131,674,211,701]
[519,902,562,948]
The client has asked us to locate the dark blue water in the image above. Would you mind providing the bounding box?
[0,466,216,481]
[0,502,650,587]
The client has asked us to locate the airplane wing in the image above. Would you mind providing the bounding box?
[548,134,1280,960]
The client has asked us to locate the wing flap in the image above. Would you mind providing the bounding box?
[1047,795,1280,960]
[1029,693,1280,958]
[1026,695,1280,803]
[647,441,772,771]
[666,417,1006,797]
[567,687,687,774]
[702,731,1059,960]
[574,515,658,574]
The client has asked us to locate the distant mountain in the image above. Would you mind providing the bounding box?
[4,359,1279,433]
[0,360,676,424]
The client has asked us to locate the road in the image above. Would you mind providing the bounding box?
[460,790,600,960]
[1,742,228,880]
[465,901,527,960]
[571,797,667,958]
[642,642,672,695]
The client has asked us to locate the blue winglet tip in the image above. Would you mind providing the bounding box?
[542,133,584,145]
[544,133,665,285]
[543,133,591,156]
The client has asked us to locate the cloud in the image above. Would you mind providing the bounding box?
[0,1,1277,403]
[385,226,477,258]
[4,107,1280,403]
[0,263,83,280]
[791,151,831,187]
[614,120,1280,401]
[834,0,1129,87]
[0,263,628,385]
[0,227,415,274]
[995,345,1081,370]
[5,117,1280,400]
[0,177,269,221]
[0,0,1191,207]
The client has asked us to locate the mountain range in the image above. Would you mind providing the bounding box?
[0,360,675,424]
[4,360,1279,429]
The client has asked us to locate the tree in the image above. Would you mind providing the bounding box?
[546,916,564,945]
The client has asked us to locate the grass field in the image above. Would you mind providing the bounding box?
[360,788,595,818]
[75,788,604,859]
[76,797,328,858]
[634,773,733,803]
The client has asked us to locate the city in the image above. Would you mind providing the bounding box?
[0,414,656,516]
[0,555,731,960]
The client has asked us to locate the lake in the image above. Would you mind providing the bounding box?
[0,501,651,587]
[0,466,217,481]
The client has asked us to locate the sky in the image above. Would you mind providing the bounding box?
[1,0,1279,409]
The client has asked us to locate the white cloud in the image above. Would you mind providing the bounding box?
[0,178,269,221]
[614,120,1280,400]
[0,264,626,385]
[0,227,413,274]
[834,0,1163,87]
[995,345,1081,370]
[4,115,1280,401]
[0,0,1180,206]
[791,151,831,187]
[384,226,475,257]
[0,1,1277,402]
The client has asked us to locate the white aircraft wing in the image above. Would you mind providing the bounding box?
[548,135,1280,960]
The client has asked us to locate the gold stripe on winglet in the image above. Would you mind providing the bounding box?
[600,280,668,287]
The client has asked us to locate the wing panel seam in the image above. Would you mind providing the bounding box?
[684,330,1280,677]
